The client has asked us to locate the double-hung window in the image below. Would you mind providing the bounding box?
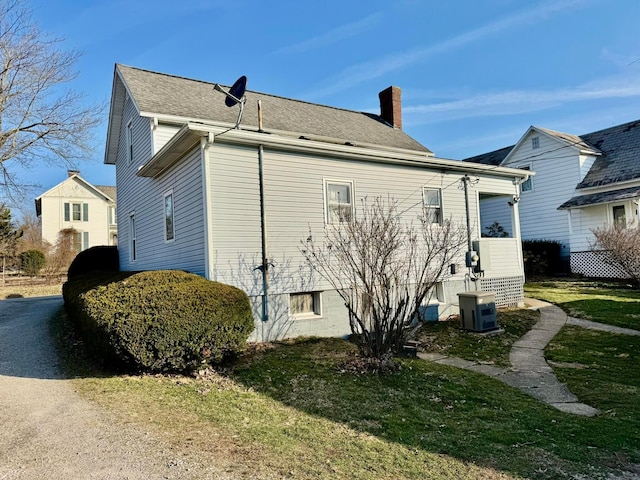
[129,213,137,262]
[164,190,175,242]
[519,165,533,192]
[423,188,442,224]
[126,119,133,165]
[612,205,626,226]
[64,202,89,222]
[324,179,354,224]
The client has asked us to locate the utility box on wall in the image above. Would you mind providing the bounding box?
[457,291,498,332]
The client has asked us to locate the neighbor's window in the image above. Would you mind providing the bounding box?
[612,205,626,225]
[109,206,117,225]
[519,165,533,192]
[325,179,354,224]
[531,136,540,150]
[64,202,89,222]
[164,190,175,242]
[290,292,321,317]
[423,188,442,224]
[129,213,137,261]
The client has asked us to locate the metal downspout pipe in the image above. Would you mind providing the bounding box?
[257,101,270,341]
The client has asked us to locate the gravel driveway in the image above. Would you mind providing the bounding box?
[0,296,233,480]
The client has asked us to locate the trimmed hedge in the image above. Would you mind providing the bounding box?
[67,246,119,279]
[522,239,564,277]
[63,270,255,372]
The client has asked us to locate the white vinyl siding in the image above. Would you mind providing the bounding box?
[115,94,205,274]
[116,124,205,274]
[206,143,522,296]
[153,123,182,154]
[503,131,582,257]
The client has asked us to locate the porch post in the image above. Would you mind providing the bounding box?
[510,196,524,273]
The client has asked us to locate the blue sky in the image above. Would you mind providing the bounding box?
[13,0,640,216]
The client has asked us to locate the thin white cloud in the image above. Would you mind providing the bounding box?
[403,73,640,124]
[271,13,383,56]
[307,0,587,99]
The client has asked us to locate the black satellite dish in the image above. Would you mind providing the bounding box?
[225,75,247,107]
[213,75,248,131]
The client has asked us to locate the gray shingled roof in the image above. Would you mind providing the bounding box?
[95,185,116,201]
[117,65,431,154]
[536,126,598,153]
[558,185,640,210]
[462,145,513,166]
[576,120,640,188]
[464,120,640,190]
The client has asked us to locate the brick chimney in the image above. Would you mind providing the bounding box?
[378,86,402,130]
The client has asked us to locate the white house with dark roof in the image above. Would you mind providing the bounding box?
[104,64,531,341]
[35,171,118,251]
[465,120,640,278]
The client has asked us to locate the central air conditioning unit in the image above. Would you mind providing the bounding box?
[457,291,498,332]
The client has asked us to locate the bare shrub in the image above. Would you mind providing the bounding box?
[590,223,640,285]
[301,196,466,361]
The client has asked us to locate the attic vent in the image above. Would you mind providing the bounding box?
[531,136,540,149]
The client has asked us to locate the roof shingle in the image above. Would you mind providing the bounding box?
[117,65,431,155]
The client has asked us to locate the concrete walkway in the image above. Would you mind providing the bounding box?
[417,298,640,417]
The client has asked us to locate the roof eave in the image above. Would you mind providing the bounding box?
[138,123,533,180]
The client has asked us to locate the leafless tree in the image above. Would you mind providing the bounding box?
[0,0,102,198]
[591,222,640,285]
[41,227,77,276]
[301,196,466,362]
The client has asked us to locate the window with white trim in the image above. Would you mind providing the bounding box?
[422,187,442,224]
[612,205,626,225]
[519,165,533,192]
[324,179,354,224]
[126,119,133,165]
[109,206,117,225]
[531,136,540,149]
[71,231,89,253]
[290,292,321,317]
[64,202,89,222]
[129,213,137,261]
[164,190,175,242]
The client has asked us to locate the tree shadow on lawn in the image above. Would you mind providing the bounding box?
[228,337,635,479]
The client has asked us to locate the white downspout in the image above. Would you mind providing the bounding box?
[201,133,215,280]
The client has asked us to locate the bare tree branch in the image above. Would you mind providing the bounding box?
[301,196,467,362]
[0,0,103,198]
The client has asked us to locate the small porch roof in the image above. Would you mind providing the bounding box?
[558,185,640,210]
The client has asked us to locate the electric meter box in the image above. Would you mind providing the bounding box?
[457,291,498,332]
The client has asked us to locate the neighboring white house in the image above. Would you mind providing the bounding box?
[464,120,640,278]
[104,64,531,341]
[35,171,117,252]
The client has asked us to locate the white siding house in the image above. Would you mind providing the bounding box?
[104,65,531,341]
[35,172,117,251]
[465,120,640,278]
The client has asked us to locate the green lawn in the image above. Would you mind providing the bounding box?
[53,283,640,480]
[525,279,640,330]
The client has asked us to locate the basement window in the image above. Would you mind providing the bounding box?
[290,292,321,317]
